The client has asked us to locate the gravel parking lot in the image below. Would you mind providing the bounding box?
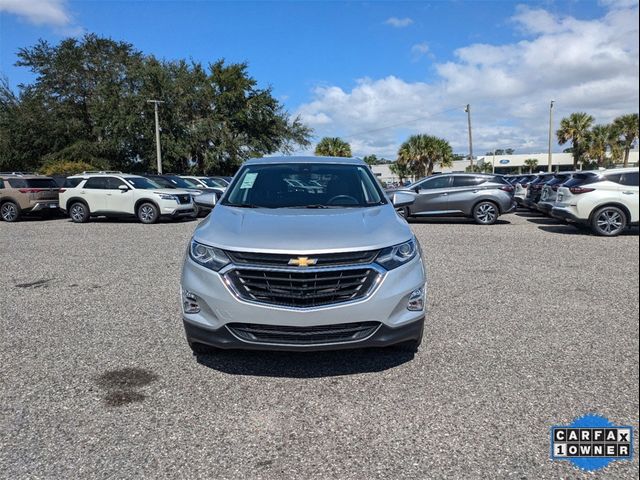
[1,212,638,479]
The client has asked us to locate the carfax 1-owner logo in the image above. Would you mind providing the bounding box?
[551,414,634,471]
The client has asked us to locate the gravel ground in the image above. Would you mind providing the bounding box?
[1,212,638,479]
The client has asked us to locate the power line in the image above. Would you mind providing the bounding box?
[333,105,465,140]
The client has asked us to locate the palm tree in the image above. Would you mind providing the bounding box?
[524,158,538,173]
[586,124,611,166]
[389,161,411,183]
[397,134,453,177]
[556,112,595,168]
[314,137,352,157]
[612,114,639,167]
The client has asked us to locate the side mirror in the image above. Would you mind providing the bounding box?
[391,191,416,208]
[193,192,217,208]
[413,186,420,193]
[118,185,129,192]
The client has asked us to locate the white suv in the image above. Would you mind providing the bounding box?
[59,172,195,224]
[551,167,639,236]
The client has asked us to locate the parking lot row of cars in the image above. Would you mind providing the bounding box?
[0,171,231,223]
[506,167,639,236]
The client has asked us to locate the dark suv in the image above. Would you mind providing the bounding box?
[392,173,516,225]
[523,173,556,209]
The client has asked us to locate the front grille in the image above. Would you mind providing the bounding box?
[227,321,380,345]
[177,194,191,204]
[226,250,378,267]
[225,268,379,308]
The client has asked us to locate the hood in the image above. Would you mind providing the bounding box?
[193,204,413,253]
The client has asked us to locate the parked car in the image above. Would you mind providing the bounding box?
[513,175,537,205]
[537,172,573,215]
[181,156,426,353]
[181,176,228,192]
[59,172,195,223]
[0,173,60,222]
[523,173,556,209]
[390,173,516,225]
[551,167,639,236]
[142,174,222,216]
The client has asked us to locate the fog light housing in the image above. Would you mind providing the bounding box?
[407,288,424,311]
[182,290,200,314]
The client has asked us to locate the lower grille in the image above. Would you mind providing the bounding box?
[227,321,380,345]
[226,268,379,308]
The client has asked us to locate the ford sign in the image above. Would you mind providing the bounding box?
[499,159,510,165]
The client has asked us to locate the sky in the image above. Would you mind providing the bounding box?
[0,0,638,158]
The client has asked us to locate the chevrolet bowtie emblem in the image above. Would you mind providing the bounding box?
[288,256,318,267]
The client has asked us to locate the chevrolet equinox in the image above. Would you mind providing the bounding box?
[180,156,426,353]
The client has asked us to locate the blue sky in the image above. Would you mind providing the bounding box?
[1,1,638,157]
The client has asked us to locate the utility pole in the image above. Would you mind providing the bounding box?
[465,104,473,168]
[147,100,165,174]
[548,100,554,172]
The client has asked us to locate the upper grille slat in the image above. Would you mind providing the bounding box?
[227,249,379,267]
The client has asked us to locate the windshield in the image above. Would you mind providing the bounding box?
[166,176,198,188]
[125,177,162,189]
[201,177,227,188]
[222,163,387,208]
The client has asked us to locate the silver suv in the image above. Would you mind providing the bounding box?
[393,173,516,224]
[180,156,426,353]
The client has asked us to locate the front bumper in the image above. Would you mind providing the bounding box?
[28,201,59,212]
[180,254,426,351]
[184,316,424,351]
[162,207,196,218]
[504,201,517,214]
[537,201,554,214]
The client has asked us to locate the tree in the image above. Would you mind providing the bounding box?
[314,137,351,157]
[389,161,412,183]
[505,148,515,155]
[556,112,595,168]
[397,134,453,177]
[0,34,312,174]
[586,124,613,167]
[524,158,538,173]
[612,114,639,167]
[362,154,381,165]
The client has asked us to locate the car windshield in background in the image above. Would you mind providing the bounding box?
[125,177,161,189]
[201,177,227,188]
[222,163,387,208]
[168,177,199,188]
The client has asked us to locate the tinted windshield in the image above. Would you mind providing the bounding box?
[201,177,227,188]
[125,177,161,189]
[167,176,198,188]
[223,163,386,208]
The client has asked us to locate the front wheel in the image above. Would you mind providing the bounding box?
[1,201,21,222]
[591,206,626,236]
[137,202,159,224]
[473,201,498,225]
[396,206,410,219]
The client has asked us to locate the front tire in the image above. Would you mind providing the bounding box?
[69,202,90,223]
[397,206,410,219]
[591,206,626,236]
[137,202,159,224]
[1,201,21,222]
[473,201,498,225]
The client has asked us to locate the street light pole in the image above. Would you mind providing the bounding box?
[465,104,473,168]
[548,100,554,172]
[147,100,165,174]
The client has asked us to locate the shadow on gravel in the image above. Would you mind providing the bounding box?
[538,225,639,236]
[195,348,414,378]
[14,278,53,289]
[515,211,546,218]
[70,216,198,224]
[96,367,159,406]
[525,217,562,225]
[407,218,510,225]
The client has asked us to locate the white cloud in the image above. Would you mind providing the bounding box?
[295,3,640,158]
[0,0,79,31]
[410,42,432,61]
[385,17,413,28]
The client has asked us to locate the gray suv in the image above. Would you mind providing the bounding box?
[180,156,427,353]
[393,174,516,224]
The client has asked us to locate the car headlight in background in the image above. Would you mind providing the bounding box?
[375,239,417,270]
[189,239,230,271]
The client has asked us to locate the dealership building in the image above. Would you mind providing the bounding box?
[371,151,640,184]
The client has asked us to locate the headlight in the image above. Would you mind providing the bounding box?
[189,239,230,271]
[375,239,417,270]
[157,193,177,201]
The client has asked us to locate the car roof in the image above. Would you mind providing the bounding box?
[244,156,366,166]
[1,174,52,179]
[68,173,143,179]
